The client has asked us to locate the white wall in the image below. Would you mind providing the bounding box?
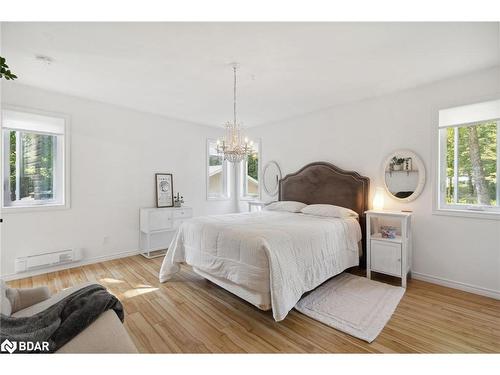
[0,83,235,278]
[247,66,500,298]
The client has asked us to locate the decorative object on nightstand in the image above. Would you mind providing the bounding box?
[365,210,412,288]
[380,225,397,239]
[139,206,193,259]
[372,187,385,210]
[248,201,266,212]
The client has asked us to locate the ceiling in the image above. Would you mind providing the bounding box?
[2,22,499,127]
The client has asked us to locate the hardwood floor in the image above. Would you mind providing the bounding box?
[8,255,500,353]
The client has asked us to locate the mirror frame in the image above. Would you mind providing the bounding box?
[262,161,282,196]
[382,149,426,203]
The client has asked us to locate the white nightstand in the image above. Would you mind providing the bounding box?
[365,210,412,288]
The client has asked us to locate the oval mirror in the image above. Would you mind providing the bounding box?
[262,161,282,196]
[383,150,426,202]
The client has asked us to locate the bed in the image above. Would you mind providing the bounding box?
[159,162,370,321]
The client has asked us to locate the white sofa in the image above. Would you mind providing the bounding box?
[1,280,137,353]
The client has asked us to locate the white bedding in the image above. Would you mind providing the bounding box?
[159,210,362,321]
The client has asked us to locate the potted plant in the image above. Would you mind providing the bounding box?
[0,56,18,80]
[390,156,405,171]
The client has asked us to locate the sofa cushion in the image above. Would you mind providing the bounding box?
[0,280,12,316]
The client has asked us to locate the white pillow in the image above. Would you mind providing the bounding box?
[301,204,358,218]
[264,201,307,213]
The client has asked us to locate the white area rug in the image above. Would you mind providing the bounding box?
[295,273,405,343]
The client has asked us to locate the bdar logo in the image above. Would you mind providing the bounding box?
[1,339,17,354]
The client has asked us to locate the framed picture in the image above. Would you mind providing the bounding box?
[155,173,174,208]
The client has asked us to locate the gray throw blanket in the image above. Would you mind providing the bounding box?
[0,284,124,353]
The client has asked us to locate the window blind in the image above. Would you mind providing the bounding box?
[2,109,65,135]
[438,99,500,128]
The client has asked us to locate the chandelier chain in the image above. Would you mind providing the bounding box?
[233,65,237,125]
[216,63,254,163]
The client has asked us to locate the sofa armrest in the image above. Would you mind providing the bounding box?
[57,310,138,353]
[7,286,51,313]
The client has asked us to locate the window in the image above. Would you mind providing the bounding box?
[2,109,68,209]
[206,139,230,200]
[438,100,499,214]
[240,141,260,200]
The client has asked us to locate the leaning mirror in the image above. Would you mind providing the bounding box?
[383,150,426,202]
[262,161,282,196]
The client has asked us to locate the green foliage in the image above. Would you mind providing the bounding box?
[446,121,497,205]
[209,155,222,166]
[0,56,18,80]
[8,131,54,201]
[247,154,258,180]
[9,131,17,200]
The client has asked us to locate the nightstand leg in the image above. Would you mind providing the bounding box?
[367,269,371,280]
[402,274,407,288]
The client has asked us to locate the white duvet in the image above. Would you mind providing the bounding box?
[159,210,361,321]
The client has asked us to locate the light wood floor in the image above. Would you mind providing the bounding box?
[8,255,500,353]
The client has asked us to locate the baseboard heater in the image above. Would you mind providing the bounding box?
[15,249,83,273]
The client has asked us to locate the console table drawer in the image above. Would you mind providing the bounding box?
[148,211,173,231]
[173,208,193,219]
[370,240,402,277]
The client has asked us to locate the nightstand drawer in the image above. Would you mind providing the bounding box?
[370,239,402,277]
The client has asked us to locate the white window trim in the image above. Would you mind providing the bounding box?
[1,105,71,214]
[206,138,230,201]
[432,98,500,221]
[239,139,262,201]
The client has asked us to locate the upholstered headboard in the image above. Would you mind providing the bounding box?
[279,162,370,264]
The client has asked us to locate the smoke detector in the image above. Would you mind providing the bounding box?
[35,55,53,65]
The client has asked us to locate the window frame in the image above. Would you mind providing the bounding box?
[1,105,71,213]
[206,138,230,201]
[239,139,262,201]
[433,100,500,220]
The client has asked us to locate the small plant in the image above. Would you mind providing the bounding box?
[391,157,405,165]
[174,192,184,207]
[0,56,18,80]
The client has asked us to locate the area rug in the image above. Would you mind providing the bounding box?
[295,273,405,343]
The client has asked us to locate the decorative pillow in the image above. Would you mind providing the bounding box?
[0,279,12,316]
[264,201,307,213]
[301,204,358,218]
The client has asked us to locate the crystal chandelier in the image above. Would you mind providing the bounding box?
[216,63,254,163]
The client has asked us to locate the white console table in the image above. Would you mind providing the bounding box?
[248,201,266,212]
[139,207,193,258]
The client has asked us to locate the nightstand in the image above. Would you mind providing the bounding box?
[365,210,412,288]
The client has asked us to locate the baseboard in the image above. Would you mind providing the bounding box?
[0,249,143,282]
[3,252,498,301]
[412,271,500,300]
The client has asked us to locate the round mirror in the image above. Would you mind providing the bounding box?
[383,150,426,202]
[262,161,282,196]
